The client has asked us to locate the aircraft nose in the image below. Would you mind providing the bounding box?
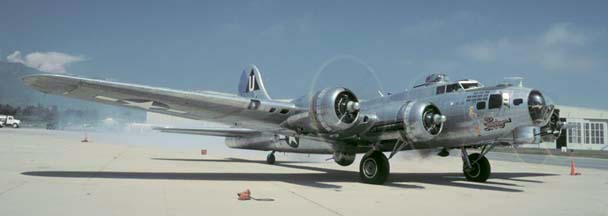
[528,90,545,107]
[528,90,548,124]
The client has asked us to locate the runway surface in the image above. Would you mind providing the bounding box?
[1,128,607,216]
[487,152,608,171]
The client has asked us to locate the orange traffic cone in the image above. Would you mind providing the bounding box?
[237,189,251,200]
[81,132,89,143]
[570,160,581,176]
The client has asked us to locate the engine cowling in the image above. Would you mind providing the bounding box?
[309,87,361,133]
[399,101,446,143]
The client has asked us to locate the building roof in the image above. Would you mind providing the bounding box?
[557,105,608,119]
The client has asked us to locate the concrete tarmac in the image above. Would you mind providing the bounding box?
[1,128,607,216]
[487,152,608,170]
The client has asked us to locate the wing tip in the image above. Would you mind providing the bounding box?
[21,74,79,94]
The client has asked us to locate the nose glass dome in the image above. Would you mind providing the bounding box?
[528,90,546,124]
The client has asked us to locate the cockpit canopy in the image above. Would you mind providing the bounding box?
[416,74,483,92]
[434,80,483,95]
[417,74,483,95]
[459,80,483,90]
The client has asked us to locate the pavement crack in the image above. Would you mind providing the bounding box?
[0,181,26,197]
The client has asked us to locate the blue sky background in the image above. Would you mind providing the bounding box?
[2,0,608,107]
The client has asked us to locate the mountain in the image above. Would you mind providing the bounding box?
[0,61,43,105]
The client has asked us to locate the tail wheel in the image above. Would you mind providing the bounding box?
[12,124,19,128]
[463,153,491,182]
[359,151,390,184]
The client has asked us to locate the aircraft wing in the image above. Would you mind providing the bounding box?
[153,127,261,137]
[22,74,297,130]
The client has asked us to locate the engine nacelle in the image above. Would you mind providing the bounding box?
[333,152,356,166]
[399,101,446,143]
[309,87,361,133]
[540,108,564,142]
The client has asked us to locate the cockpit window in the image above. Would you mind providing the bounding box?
[461,83,480,89]
[436,86,446,95]
[488,94,503,109]
[446,84,462,93]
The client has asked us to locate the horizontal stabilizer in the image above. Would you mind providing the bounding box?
[153,126,260,137]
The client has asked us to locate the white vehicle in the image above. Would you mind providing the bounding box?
[0,115,21,128]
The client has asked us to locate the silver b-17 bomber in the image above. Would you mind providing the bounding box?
[23,65,565,184]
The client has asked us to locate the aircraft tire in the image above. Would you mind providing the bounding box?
[359,151,390,184]
[266,152,276,165]
[12,124,19,128]
[463,153,491,182]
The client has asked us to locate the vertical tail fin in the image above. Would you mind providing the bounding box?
[238,65,271,100]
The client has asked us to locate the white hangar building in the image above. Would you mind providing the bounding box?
[532,105,608,151]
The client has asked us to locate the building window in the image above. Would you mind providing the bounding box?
[585,123,590,144]
[590,123,605,144]
[582,122,605,144]
[600,124,605,144]
[591,123,596,144]
[568,122,582,144]
[577,123,582,143]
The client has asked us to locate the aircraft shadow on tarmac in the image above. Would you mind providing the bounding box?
[22,157,558,192]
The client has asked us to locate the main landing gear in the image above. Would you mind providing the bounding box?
[356,145,495,185]
[359,151,390,184]
[461,145,493,182]
[266,150,276,164]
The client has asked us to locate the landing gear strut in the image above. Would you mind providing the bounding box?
[359,151,390,184]
[266,151,276,164]
[461,146,492,182]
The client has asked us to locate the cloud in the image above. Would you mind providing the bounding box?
[458,22,600,73]
[459,38,512,62]
[6,50,85,73]
[541,23,586,46]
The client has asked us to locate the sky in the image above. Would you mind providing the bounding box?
[2,0,608,108]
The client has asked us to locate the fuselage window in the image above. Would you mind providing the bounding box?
[436,86,446,95]
[513,98,523,106]
[461,83,480,89]
[476,101,486,110]
[488,94,502,109]
[446,84,461,93]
